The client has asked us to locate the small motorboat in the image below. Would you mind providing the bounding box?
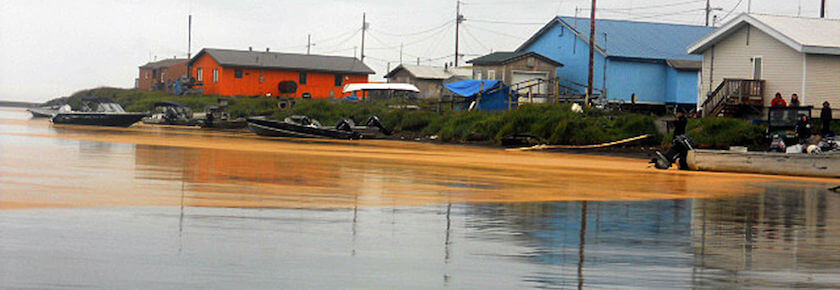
[142,101,199,126]
[247,115,361,140]
[51,97,147,127]
[27,105,66,118]
[198,105,247,129]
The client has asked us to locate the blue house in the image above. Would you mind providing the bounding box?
[517,17,714,110]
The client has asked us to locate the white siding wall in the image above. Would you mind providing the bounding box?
[699,25,804,107]
[805,54,840,113]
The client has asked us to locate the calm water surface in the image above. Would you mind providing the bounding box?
[1,107,838,289]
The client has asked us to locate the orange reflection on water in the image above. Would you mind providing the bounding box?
[0,112,836,209]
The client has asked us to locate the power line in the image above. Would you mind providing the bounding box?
[460,26,491,52]
[463,23,528,40]
[719,0,745,22]
[370,19,454,37]
[579,0,705,12]
[467,19,545,25]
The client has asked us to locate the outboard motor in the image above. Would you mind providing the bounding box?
[363,116,392,135]
[769,134,787,153]
[819,136,838,152]
[651,135,695,170]
[335,119,356,132]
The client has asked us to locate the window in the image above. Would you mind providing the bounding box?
[235,69,243,78]
[299,72,308,85]
[144,71,149,79]
[474,70,483,80]
[213,69,219,83]
[752,56,762,80]
[488,70,496,80]
[196,68,203,81]
[334,74,343,87]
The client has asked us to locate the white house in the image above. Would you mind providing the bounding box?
[688,13,840,116]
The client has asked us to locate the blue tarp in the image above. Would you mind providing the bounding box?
[445,80,514,111]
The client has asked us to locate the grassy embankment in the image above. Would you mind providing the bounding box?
[50,87,838,148]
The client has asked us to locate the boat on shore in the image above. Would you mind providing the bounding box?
[686,149,840,178]
[51,97,146,127]
[198,105,247,129]
[27,105,65,118]
[247,116,361,139]
[142,101,199,126]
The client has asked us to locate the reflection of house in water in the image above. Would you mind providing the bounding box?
[133,144,343,187]
[692,185,840,274]
[465,200,694,288]
[131,144,437,207]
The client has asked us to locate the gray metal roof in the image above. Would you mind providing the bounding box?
[467,51,563,66]
[139,58,187,69]
[190,48,375,75]
[383,64,472,80]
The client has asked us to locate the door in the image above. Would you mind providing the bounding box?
[512,71,549,94]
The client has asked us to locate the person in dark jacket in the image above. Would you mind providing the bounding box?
[789,93,801,107]
[822,101,833,136]
[795,114,812,144]
[673,112,688,136]
[771,93,787,107]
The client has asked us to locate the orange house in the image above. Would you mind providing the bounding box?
[188,48,374,98]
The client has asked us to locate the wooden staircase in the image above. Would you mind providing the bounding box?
[702,79,765,117]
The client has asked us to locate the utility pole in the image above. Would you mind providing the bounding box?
[747,0,752,13]
[399,43,404,64]
[585,0,596,106]
[705,0,711,26]
[455,0,464,67]
[417,57,420,65]
[360,13,367,62]
[187,15,192,59]
[307,34,312,54]
[821,0,827,18]
[187,14,193,80]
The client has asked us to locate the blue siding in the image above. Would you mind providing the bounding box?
[522,24,606,93]
[520,17,709,105]
[673,69,699,104]
[606,60,667,103]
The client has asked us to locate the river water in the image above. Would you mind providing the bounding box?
[1,106,838,289]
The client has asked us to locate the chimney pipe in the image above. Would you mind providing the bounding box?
[266,47,270,52]
[249,46,253,51]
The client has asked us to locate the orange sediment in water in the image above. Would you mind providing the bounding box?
[0,113,835,209]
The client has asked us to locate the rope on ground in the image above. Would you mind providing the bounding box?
[506,134,652,151]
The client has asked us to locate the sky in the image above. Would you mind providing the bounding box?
[1,0,837,102]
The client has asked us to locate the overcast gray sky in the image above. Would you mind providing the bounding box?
[1,0,836,102]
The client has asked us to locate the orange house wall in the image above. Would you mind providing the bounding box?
[192,54,369,98]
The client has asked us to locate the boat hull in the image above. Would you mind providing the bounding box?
[247,118,360,140]
[687,149,840,178]
[27,108,58,118]
[52,113,147,127]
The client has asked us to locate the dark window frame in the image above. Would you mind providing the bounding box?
[299,72,308,85]
[334,74,343,87]
[234,69,243,78]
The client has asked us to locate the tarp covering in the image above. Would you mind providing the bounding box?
[444,80,514,111]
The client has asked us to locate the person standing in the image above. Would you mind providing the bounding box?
[674,112,688,136]
[796,114,812,144]
[822,101,833,136]
[771,93,787,107]
[789,93,801,107]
